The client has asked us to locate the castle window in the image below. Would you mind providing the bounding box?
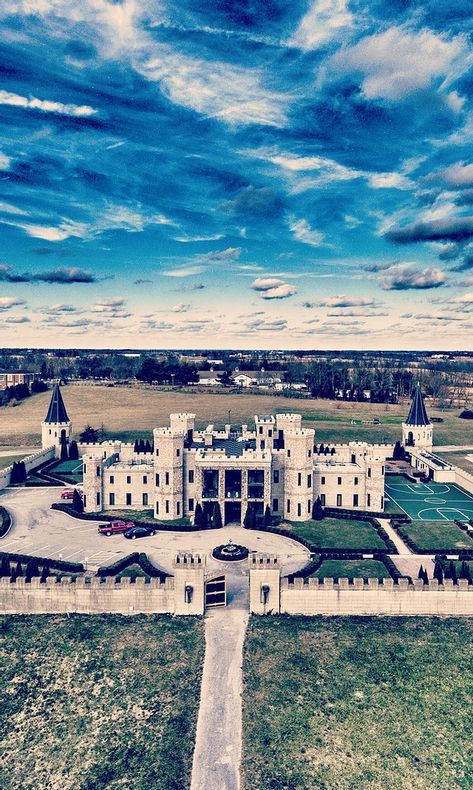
[307,474,312,488]
[354,477,358,485]
[287,499,291,513]
[367,494,371,507]
[273,498,278,511]
[188,498,194,511]
[287,449,291,458]
[165,472,170,485]
[273,470,279,484]
[156,448,159,456]
[156,501,159,514]
[83,464,87,474]
[382,466,385,476]
[143,475,147,484]
[142,493,148,506]
[308,449,311,458]
[308,500,311,513]
[368,467,372,478]
[189,469,194,484]
[338,477,342,485]
[126,475,131,484]
[126,493,132,506]
[96,466,100,477]
[380,496,384,509]
[320,494,326,506]
[298,473,302,486]
[109,475,114,484]
[268,429,272,438]
[96,492,100,506]
[297,503,301,517]
[155,473,160,486]
[353,494,359,507]
[351,454,356,463]
[165,500,170,514]
[336,494,342,507]
[176,448,180,457]
[176,501,180,515]
[321,476,325,485]
[109,493,115,506]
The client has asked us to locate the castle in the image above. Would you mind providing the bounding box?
[41,382,433,525]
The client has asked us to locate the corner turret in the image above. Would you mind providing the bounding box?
[402,383,432,450]
[41,382,72,456]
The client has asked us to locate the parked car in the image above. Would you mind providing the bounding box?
[60,488,83,500]
[124,526,155,540]
[98,520,135,536]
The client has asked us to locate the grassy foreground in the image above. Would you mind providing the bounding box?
[399,521,473,552]
[242,617,473,790]
[0,615,204,790]
[311,559,391,579]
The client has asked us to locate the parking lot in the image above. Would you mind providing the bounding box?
[0,487,309,578]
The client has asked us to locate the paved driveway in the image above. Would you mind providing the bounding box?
[0,487,310,578]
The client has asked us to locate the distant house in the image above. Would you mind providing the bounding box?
[233,374,256,388]
[198,372,223,387]
[274,381,307,391]
[0,371,39,390]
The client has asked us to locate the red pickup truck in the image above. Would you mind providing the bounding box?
[98,520,135,536]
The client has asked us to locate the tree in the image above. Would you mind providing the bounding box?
[194,503,204,530]
[418,565,424,579]
[264,505,272,527]
[392,441,406,461]
[134,439,139,453]
[15,560,23,577]
[31,379,48,393]
[460,561,471,581]
[11,460,27,484]
[219,369,234,387]
[60,437,69,461]
[0,556,10,577]
[433,562,444,585]
[25,558,39,580]
[244,506,255,530]
[212,502,223,530]
[40,563,51,583]
[69,440,79,460]
[145,440,152,453]
[312,496,324,520]
[80,425,99,443]
[72,488,84,513]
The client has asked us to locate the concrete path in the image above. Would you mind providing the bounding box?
[380,519,412,555]
[380,520,435,579]
[191,576,248,790]
[434,445,473,452]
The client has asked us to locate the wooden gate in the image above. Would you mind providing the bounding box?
[205,574,226,608]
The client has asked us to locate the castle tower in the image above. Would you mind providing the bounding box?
[254,415,276,451]
[249,554,281,614]
[153,427,185,520]
[283,427,315,521]
[402,383,433,450]
[41,382,72,457]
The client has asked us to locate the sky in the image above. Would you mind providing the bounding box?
[0,0,473,351]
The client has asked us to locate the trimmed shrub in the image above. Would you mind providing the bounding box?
[212,502,223,530]
[311,496,324,521]
[69,440,79,460]
[0,550,83,574]
[72,488,84,513]
[194,503,204,530]
[60,439,69,462]
[97,552,169,580]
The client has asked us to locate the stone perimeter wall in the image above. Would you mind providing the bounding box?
[0,447,55,490]
[249,555,473,617]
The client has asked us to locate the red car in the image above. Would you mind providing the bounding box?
[98,520,135,536]
[60,488,83,500]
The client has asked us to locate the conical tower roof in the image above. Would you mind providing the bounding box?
[405,383,430,427]
[44,382,69,424]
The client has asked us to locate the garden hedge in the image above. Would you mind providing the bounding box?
[0,550,84,573]
[51,503,195,531]
[391,521,473,557]
[0,506,12,538]
[286,552,404,583]
[96,552,169,580]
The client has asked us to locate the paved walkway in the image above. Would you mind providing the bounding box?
[380,519,435,579]
[434,445,473,452]
[191,573,248,790]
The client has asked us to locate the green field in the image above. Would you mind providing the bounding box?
[242,617,473,790]
[398,521,473,552]
[0,454,26,470]
[49,458,83,484]
[0,615,204,790]
[287,518,389,551]
[311,559,391,579]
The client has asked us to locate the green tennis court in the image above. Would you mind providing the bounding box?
[53,459,83,475]
[385,475,473,522]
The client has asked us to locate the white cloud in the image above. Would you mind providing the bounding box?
[171,303,190,313]
[0,201,27,215]
[0,297,26,310]
[289,217,324,246]
[434,162,473,188]
[0,89,96,116]
[287,0,353,51]
[0,151,11,169]
[330,26,467,100]
[161,266,205,277]
[318,295,375,307]
[174,234,224,243]
[251,277,297,299]
[382,264,447,290]
[450,292,473,304]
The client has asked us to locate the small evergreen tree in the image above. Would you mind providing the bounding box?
[422,567,429,584]
[212,502,223,529]
[312,496,324,520]
[460,560,470,580]
[40,563,51,583]
[10,461,19,484]
[392,441,406,461]
[331,447,336,455]
[194,502,204,530]
[72,488,84,513]
[264,505,272,526]
[433,561,444,584]
[244,506,255,529]
[418,565,424,580]
[134,439,139,453]
[15,560,23,577]
[202,507,210,530]
[80,425,99,443]
[145,439,152,453]
[10,567,17,583]
[18,461,27,482]
[60,437,69,461]
[449,561,457,584]
[69,440,79,460]
[25,558,39,581]
[0,555,10,577]
[319,443,325,454]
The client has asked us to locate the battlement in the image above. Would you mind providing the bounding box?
[173,552,205,568]
[249,553,280,568]
[154,427,185,438]
[284,428,315,439]
[170,412,196,420]
[0,575,173,590]
[280,577,473,591]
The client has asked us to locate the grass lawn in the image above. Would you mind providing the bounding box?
[287,518,389,551]
[0,454,26,470]
[0,615,204,790]
[242,617,473,790]
[0,384,467,446]
[311,559,391,579]
[399,521,473,552]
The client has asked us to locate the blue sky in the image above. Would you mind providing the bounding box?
[0,0,472,350]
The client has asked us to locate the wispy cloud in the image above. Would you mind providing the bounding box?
[0,89,96,116]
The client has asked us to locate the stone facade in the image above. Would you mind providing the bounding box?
[81,411,386,523]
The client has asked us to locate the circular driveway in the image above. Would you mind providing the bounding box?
[0,487,310,588]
